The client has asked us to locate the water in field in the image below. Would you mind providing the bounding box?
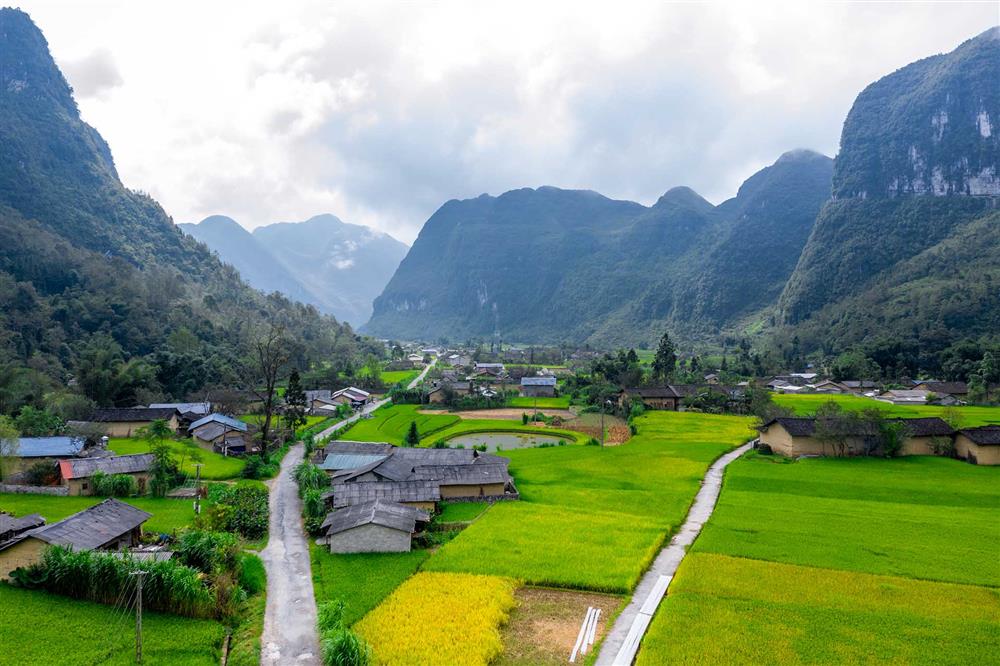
[447,432,567,452]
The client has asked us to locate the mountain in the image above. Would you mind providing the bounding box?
[365,150,833,345]
[0,8,367,405]
[182,213,408,326]
[178,215,316,306]
[777,27,1000,356]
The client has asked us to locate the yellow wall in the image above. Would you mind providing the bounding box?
[955,434,1000,465]
[760,424,939,458]
[0,538,46,581]
[439,483,505,498]
[102,416,178,438]
[66,472,150,496]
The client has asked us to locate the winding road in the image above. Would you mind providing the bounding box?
[259,359,435,664]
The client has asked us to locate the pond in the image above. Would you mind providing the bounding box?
[446,431,569,452]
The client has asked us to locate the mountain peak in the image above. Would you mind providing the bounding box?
[653,186,713,211]
[775,149,830,165]
[0,9,76,113]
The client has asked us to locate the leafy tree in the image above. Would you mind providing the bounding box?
[0,416,19,482]
[149,442,180,497]
[651,332,677,381]
[243,323,290,459]
[284,369,308,435]
[404,421,420,447]
[14,406,63,436]
[830,349,880,381]
[812,401,858,457]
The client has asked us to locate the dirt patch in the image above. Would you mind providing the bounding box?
[418,408,576,421]
[500,587,622,665]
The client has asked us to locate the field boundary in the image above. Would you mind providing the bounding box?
[596,441,754,665]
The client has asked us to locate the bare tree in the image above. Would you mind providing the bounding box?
[243,323,290,459]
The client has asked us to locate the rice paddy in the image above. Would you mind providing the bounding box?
[0,493,203,534]
[109,437,245,480]
[772,393,1000,427]
[339,404,460,445]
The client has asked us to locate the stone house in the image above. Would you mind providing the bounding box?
[619,387,680,411]
[0,499,150,580]
[6,436,87,477]
[0,513,44,543]
[322,499,430,554]
[758,416,955,458]
[189,413,250,455]
[91,408,181,438]
[520,376,557,398]
[57,454,155,495]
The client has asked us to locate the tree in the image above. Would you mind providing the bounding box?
[404,421,420,447]
[0,416,19,482]
[243,323,290,459]
[14,406,64,436]
[149,442,180,497]
[284,369,308,435]
[364,354,383,386]
[812,401,857,456]
[138,418,174,445]
[652,332,677,382]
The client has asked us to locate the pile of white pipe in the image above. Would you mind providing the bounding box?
[569,605,602,662]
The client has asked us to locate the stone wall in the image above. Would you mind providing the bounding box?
[0,483,68,496]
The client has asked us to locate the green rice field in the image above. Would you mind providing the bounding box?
[423,412,754,592]
[772,393,1000,427]
[637,450,1000,662]
[0,493,204,535]
[508,396,571,409]
[109,437,245,480]
[426,418,586,446]
[340,404,460,445]
[0,585,224,665]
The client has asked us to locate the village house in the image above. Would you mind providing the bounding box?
[188,413,250,455]
[840,380,879,394]
[758,416,955,458]
[326,480,441,511]
[91,407,181,437]
[473,362,506,378]
[0,513,44,544]
[149,402,211,430]
[0,499,150,580]
[315,441,393,474]
[57,454,155,495]
[811,379,848,393]
[321,499,430,554]
[443,352,472,368]
[330,386,373,408]
[877,389,960,406]
[426,381,473,404]
[619,387,680,410]
[520,376,557,398]
[5,436,88,477]
[954,426,1000,465]
[911,381,969,401]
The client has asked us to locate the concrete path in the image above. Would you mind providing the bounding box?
[260,443,321,665]
[595,441,754,666]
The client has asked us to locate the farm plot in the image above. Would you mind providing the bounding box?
[508,396,572,409]
[0,493,203,534]
[355,572,517,666]
[109,437,245,480]
[637,554,1000,665]
[340,404,460,445]
[424,412,753,592]
[426,418,586,446]
[0,585,225,665]
[772,393,1000,427]
[636,452,1000,663]
[310,544,429,627]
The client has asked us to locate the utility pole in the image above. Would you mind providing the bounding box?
[194,464,202,515]
[132,570,146,664]
[601,401,606,448]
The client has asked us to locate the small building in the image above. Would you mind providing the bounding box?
[91,408,181,437]
[520,376,557,398]
[149,402,212,430]
[473,362,505,378]
[0,513,45,543]
[330,387,373,408]
[57,454,155,495]
[911,381,968,401]
[411,463,510,499]
[5,436,87,476]
[0,499,150,580]
[811,380,848,394]
[619,387,680,411]
[840,380,879,394]
[954,426,1000,465]
[427,381,473,404]
[704,373,720,385]
[758,416,954,458]
[322,499,430,554]
[877,389,959,406]
[189,414,250,455]
[326,480,440,511]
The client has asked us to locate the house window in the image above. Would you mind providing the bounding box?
[82,482,88,490]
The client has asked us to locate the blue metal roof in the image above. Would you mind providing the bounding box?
[521,376,557,386]
[318,453,388,471]
[188,413,249,432]
[17,437,86,458]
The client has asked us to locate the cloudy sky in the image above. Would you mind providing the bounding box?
[18,1,999,243]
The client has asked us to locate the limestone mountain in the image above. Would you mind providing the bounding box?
[0,8,365,399]
[365,150,834,345]
[777,27,1000,354]
[182,214,409,326]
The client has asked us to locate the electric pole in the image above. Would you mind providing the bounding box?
[194,463,202,515]
[132,570,146,663]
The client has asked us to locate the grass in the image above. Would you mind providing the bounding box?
[772,393,1000,427]
[310,543,429,627]
[109,437,245,480]
[426,418,586,446]
[339,404,460,445]
[381,369,420,386]
[508,396,572,409]
[355,572,517,666]
[437,501,490,523]
[693,453,1000,586]
[0,585,225,665]
[0,493,204,534]
[636,553,1000,665]
[423,412,753,592]
[228,593,266,666]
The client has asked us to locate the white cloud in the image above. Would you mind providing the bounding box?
[17,0,998,243]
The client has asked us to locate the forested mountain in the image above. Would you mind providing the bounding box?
[776,27,999,358]
[0,8,369,409]
[365,150,833,345]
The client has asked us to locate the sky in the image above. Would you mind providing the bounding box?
[16,0,1000,244]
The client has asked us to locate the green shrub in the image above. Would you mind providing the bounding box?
[238,553,266,596]
[322,629,372,666]
[90,471,138,497]
[202,481,269,540]
[242,455,278,479]
[175,530,239,574]
[294,461,328,496]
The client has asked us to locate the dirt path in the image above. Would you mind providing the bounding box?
[594,441,754,665]
[260,444,321,665]
[418,407,576,420]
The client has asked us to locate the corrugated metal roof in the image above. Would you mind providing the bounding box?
[411,463,509,485]
[330,481,440,508]
[15,437,86,458]
[59,454,155,480]
[321,499,429,535]
[149,402,211,415]
[188,413,248,432]
[19,499,150,551]
[318,453,389,471]
[521,377,557,386]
